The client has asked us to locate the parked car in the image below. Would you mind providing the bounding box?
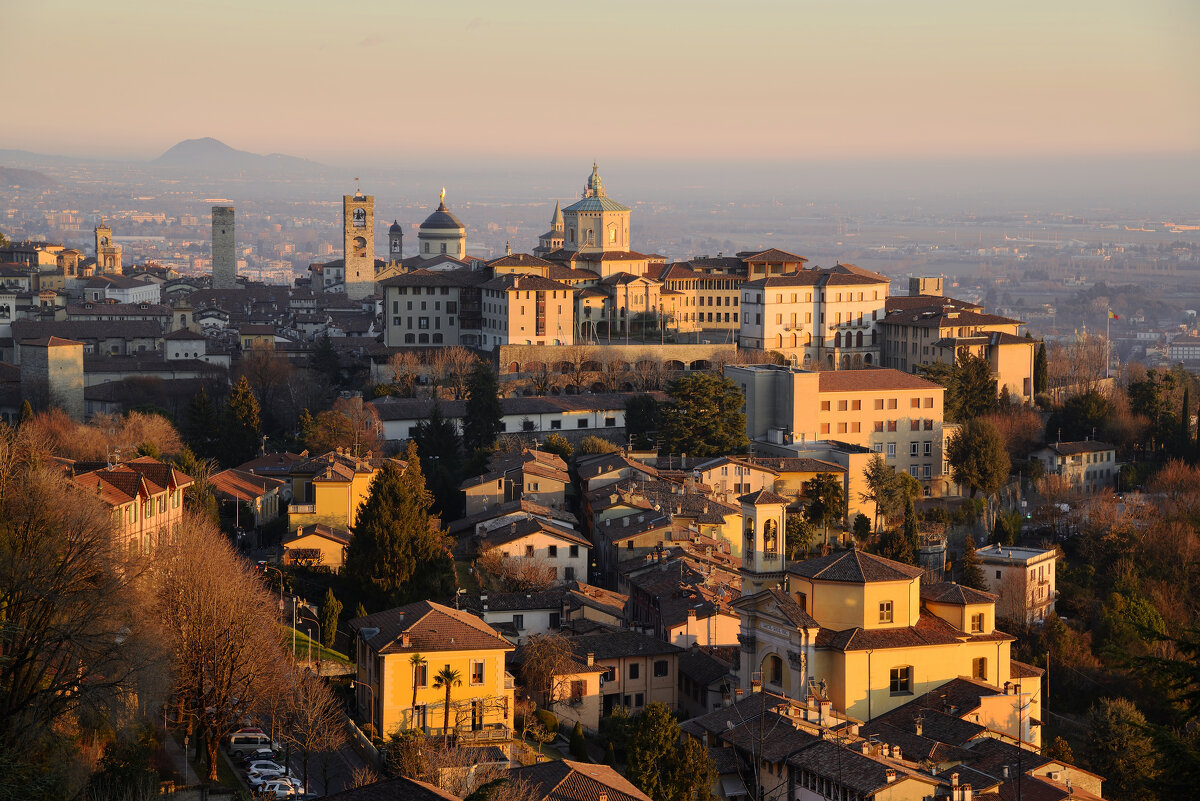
[239,747,278,766]
[260,778,303,798]
[229,732,278,756]
[244,760,286,775]
[248,769,292,788]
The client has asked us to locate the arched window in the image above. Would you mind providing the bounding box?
[404,334,415,344]
[418,333,429,344]
[834,332,842,348]
[432,333,443,344]
[744,519,755,549]
[764,519,778,556]
[767,655,783,685]
[856,331,863,347]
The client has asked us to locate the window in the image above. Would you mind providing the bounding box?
[924,441,932,457]
[512,615,524,630]
[570,680,586,704]
[874,399,884,410]
[578,419,588,428]
[550,612,561,628]
[564,566,575,581]
[996,570,1002,579]
[605,417,616,427]
[888,399,898,409]
[769,654,783,685]
[874,421,884,432]
[911,398,921,408]
[852,400,861,410]
[653,659,669,677]
[569,544,579,558]
[888,420,898,432]
[910,441,919,457]
[879,601,894,623]
[629,663,640,680]
[548,545,558,558]
[634,692,644,707]
[470,660,485,685]
[413,661,428,688]
[970,613,985,633]
[820,401,831,411]
[972,657,987,680]
[887,443,896,458]
[820,423,830,435]
[602,666,617,682]
[890,666,912,695]
[837,400,848,411]
[550,420,562,430]
[525,545,535,557]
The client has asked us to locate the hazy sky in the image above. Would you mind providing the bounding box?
[5,0,1198,165]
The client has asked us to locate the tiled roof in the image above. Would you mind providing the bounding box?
[885,295,981,314]
[857,720,974,764]
[743,248,808,264]
[210,468,284,500]
[737,489,790,506]
[1040,440,1114,456]
[789,549,925,583]
[677,648,734,687]
[765,587,820,629]
[458,589,566,614]
[284,524,351,546]
[816,369,943,394]
[350,600,513,655]
[785,740,936,796]
[567,629,683,661]
[446,499,578,536]
[920,581,998,605]
[478,516,591,549]
[319,775,462,801]
[884,308,1024,329]
[509,759,651,801]
[563,581,628,619]
[479,273,574,293]
[818,612,1013,652]
[1009,659,1045,678]
[12,319,162,341]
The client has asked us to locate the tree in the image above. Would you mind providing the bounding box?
[946,418,1010,501]
[301,397,385,456]
[156,516,283,781]
[579,435,619,455]
[320,588,342,650]
[463,361,502,453]
[1086,697,1159,801]
[860,454,897,531]
[958,534,987,591]
[1044,736,1074,765]
[852,513,871,542]
[628,703,718,801]
[1034,341,1048,395]
[413,400,464,520]
[0,432,166,796]
[223,375,262,468]
[478,547,557,592]
[785,514,815,560]
[17,399,32,426]
[410,654,427,721]
[659,373,749,458]
[433,666,463,740]
[344,442,456,607]
[280,669,347,795]
[541,433,573,460]
[518,634,576,708]
[625,394,661,450]
[1046,390,1114,444]
[919,350,996,422]
[311,333,342,387]
[387,351,422,397]
[183,385,220,459]
[570,722,588,761]
[1181,385,1192,461]
[902,495,920,553]
[803,472,844,546]
[430,347,477,401]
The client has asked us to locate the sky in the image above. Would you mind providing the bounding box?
[3,0,1198,166]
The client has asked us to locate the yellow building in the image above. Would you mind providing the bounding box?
[350,601,515,740]
[287,450,403,533]
[281,524,350,570]
[72,456,194,557]
[733,548,1039,746]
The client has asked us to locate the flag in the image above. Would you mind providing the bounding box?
[1108,310,1119,320]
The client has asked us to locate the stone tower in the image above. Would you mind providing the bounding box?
[19,336,85,420]
[738,489,789,597]
[212,206,236,289]
[94,218,122,273]
[343,191,375,300]
[388,220,404,262]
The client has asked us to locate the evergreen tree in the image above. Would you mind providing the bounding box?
[603,741,615,765]
[17,400,33,426]
[1180,386,1191,461]
[628,704,718,801]
[659,373,749,457]
[946,418,1010,499]
[413,400,463,520]
[785,514,815,560]
[463,361,502,453]
[183,385,220,459]
[541,433,573,460]
[1033,341,1048,395]
[344,441,456,607]
[569,722,588,761]
[320,588,342,650]
[311,333,341,387]
[959,534,987,591]
[624,394,661,450]
[222,376,261,468]
[354,602,368,620]
[1086,697,1159,801]
[803,472,844,546]
[298,408,317,445]
[902,495,920,556]
[956,351,998,421]
[852,513,871,543]
[1044,736,1074,765]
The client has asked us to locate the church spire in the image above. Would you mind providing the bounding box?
[551,201,563,231]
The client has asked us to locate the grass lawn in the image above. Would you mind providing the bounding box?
[282,624,353,665]
[454,560,481,590]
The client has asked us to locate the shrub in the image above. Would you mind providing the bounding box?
[535,708,559,735]
[569,722,588,761]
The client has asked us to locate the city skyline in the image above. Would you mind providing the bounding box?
[4,0,1198,165]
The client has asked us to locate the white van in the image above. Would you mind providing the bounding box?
[227,732,277,755]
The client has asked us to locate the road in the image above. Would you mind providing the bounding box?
[282,737,368,797]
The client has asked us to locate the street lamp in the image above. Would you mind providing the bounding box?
[350,680,378,734]
[257,562,285,618]
[300,603,322,676]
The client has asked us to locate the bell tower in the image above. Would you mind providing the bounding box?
[738,490,789,597]
[388,220,404,263]
[343,190,375,300]
[94,218,122,273]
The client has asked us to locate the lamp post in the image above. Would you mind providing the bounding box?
[258,562,285,618]
[300,603,322,676]
[350,680,378,734]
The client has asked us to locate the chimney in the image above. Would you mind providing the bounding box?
[586,652,594,666]
[819,699,832,724]
[401,633,411,647]
[914,718,923,737]
[481,593,489,611]
[860,742,870,755]
[880,744,890,758]
[951,773,959,787]
[885,769,896,784]
[892,746,902,761]
[598,794,607,801]
[687,609,697,619]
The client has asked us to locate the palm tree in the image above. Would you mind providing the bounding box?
[409,653,427,729]
[432,665,462,741]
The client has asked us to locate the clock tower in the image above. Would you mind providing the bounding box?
[94,218,122,273]
[343,191,375,300]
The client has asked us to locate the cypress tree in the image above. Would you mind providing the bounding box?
[959,534,987,591]
[345,441,456,608]
[222,376,261,467]
[902,496,920,558]
[17,399,33,425]
[1180,386,1191,461]
[184,385,220,459]
[414,400,464,520]
[1034,341,1048,396]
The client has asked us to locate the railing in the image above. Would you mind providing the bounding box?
[288,503,316,515]
[424,724,513,744]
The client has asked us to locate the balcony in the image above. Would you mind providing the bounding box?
[504,672,515,690]
[288,503,316,515]
[425,724,513,744]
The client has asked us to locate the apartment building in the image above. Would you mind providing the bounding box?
[70,456,194,557]
[287,450,404,533]
[738,263,890,368]
[725,364,947,493]
[479,273,575,347]
[567,629,683,716]
[1031,440,1117,494]
[350,601,515,739]
[976,545,1058,623]
[879,296,1033,402]
[380,268,488,348]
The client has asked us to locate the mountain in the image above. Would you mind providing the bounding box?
[0,165,57,188]
[153,137,325,171]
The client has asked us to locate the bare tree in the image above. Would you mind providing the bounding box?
[349,765,380,789]
[1047,335,1108,397]
[388,351,422,397]
[476,547,558,592]
[560,345,597,393]
[526,361,557,396]
[517,633,577,708]
[630,352,663,391]
[596,351,628,392]
[279,669,348,795]
[430,347,478,400]
[154,516,285,781]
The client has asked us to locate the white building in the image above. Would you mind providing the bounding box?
[977,544,1058,623]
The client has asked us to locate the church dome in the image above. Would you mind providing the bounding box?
[419,191,464,231]
[389,219,403,233]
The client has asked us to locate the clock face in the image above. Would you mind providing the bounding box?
[353,208,366,227]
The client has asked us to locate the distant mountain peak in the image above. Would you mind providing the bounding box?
[153,138,323,171]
